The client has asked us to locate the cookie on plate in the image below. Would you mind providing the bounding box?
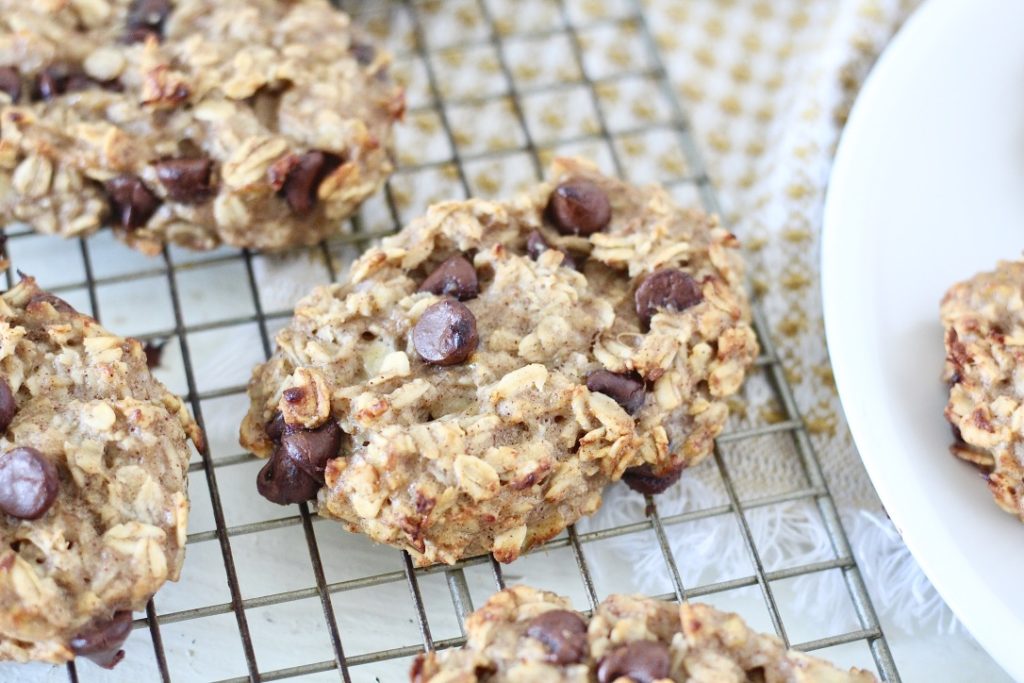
[942,259,1024,520]
[0,0,403,254]
[240,158,758,566]
[0,277,202,666]
[411,585,877,682]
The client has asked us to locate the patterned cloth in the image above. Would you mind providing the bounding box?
[654,0,920,513]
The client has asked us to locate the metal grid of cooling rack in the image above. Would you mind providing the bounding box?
[0,0,902,681]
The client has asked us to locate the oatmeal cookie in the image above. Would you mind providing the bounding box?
[942,259,1024,519]
[0,0,403,254]
[411,585,877,682]
[0,276,201,666]
[240,158,758,566]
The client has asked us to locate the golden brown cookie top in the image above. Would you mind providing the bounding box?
[241,158,758,565]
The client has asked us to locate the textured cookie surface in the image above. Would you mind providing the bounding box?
[942,259,1024,520]
[0,277,201,665]
[240,158,758,566]
[411,585,877,682]
[0,0,402,254]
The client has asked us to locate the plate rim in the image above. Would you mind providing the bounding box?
[821,0,1022,679]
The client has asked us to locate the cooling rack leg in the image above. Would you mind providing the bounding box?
[444,569,475,634]
[403,551,435,651]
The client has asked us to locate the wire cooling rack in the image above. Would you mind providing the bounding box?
[0,0,902,681]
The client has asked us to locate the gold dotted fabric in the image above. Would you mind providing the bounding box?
[647,0,920,510]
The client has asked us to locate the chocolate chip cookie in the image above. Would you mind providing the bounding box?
[942,259,1024,520]
[239,157,758,566]
[411,585,877,682]
[0,276,202,666]
[0,0,403,254]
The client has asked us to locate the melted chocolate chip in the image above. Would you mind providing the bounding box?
[526,230,577,269]
[622,462,684,495]
[106,175,160,230]
[545,179,611,236]
[31,63,104,102]
[526,230,549,260]
[33,65,71,101]
[280,151,342,214]
[69,610,133,669]
[27,292,76,314]
[597,640,671,683]
[283,387,307,405]
[155,157,214,203]
[280,421,343,483]
[418,255,479,301]
[256,448,321,505]
[526,610,588,665]
[126,0,172,43]
[0,67,21,102]
[634,268,702,329]
[0,379,15,433]
[413,299,479,366]
[142,338,167,369]
[266,412,288,442]
[64,73,98,93]
[586,370,645,414]
[0,447,59,520]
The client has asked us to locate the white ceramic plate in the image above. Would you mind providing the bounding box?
[822,0,1024,679]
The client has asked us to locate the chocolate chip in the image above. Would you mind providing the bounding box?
[106,175,160,230]
[265,411,288,443]
[142,339,167,369]
[0,379,16,433]
[33,65,69,101]
[597,640,671,683]
[256,448,321,505]
[526,230,577,269]
[155,157,214,203]
[69,611,133,669]
[351,41,377,65]
[586,370,645,414]
[64,73,97,93]
[280,421,343,483]
[622,462,683,495]
[30,63,100,102]
[418,255,479,301]
[526,230,549,260]
[0,67,21,102]
[126,0,172,43]
[0,447,59,520]
[413,299,479,366]
[526,609,588,664]
[634,268,702,329]
[27,292,76,314]
[545,179,611,236]
[280,151,342,215]
[283,387,306,404]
